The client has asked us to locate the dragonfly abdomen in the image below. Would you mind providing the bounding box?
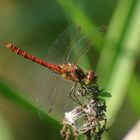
[6,43,62,74]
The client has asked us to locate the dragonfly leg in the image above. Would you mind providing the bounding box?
[68,83,81,105]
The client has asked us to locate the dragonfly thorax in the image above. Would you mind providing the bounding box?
[60,64,97,85]
[60,63,85,82]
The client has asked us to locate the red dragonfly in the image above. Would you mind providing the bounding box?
[5,26,101,117]
[6,43,97,100]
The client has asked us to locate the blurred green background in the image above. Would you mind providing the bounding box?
[0,0,140,140]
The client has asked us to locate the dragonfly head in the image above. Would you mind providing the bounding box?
[84,70,97,85]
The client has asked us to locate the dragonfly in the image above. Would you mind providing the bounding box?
[5,43,97,102]
[5,26,102,117]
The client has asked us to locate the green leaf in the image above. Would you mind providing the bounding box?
[100,92,112,98]
[128,74,140,116]
[97,0,140,125]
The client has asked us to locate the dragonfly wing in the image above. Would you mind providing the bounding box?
[67,26,105,70]
[47,26,83,64]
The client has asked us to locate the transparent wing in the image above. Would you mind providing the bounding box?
[15,62,74,120]
[47,26,83,64]
[47,26,105,70]
[68,26,105,68]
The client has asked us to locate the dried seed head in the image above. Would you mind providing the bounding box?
[61,81,110,140]
[61,98,107,140]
